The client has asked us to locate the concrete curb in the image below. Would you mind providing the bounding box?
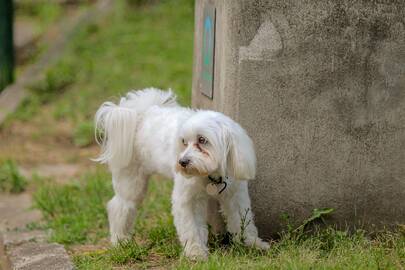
[0,230,74,270]
[0,0,114,125]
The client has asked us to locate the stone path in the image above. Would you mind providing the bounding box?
[1,230,74,270]
[0,161,85,269]
[0,162,94,270]
[0,182,74,269]
[0,193,45,270]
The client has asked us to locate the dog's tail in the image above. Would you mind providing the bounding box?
[121,87,178,112]
[94,88,177,168]
[94,102,138,168]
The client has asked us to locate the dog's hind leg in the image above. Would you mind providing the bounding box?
[219,181,270,250]
[107,166,148,245]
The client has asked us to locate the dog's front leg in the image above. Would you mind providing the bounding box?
[219,181,270,250]
[172,177,209,260]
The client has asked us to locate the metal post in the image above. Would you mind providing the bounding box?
[0,0,14,91]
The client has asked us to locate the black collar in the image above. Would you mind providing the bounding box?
[208,175,223,184]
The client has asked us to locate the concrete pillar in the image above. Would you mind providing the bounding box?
[192,0,405,238]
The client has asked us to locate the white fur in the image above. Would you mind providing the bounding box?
[95,88,269,260]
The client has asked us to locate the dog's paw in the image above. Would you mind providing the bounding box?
[110,234,131,246]
[256,240,270,250]
[245,237,270,250]
[184,244,209,261]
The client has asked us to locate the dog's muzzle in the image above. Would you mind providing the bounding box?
[179,158,190,168]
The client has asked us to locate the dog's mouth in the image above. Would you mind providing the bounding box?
[175,163,209,177]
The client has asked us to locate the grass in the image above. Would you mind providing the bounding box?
[15,1,92,36]
[33,170,112,244]
[33,171,405,269]
[73,120,95,147]
[15,1,63,31]
[13,1,91,71]
[34,172,181,268]
[0,160,27,193]
[9,0,404,269]
[11,58,77,122]
[6,0,194,148]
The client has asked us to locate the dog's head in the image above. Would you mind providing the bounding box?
[176,111,256,180]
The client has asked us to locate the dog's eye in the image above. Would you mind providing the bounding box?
[198,136,208,144]
[181,138,187,146]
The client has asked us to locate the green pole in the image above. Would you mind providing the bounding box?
[0,0,14,91]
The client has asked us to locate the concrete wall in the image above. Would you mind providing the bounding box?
[192,0,405,238]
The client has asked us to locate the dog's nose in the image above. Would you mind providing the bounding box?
[179,158,190,168]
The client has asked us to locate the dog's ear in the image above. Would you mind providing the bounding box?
[222,121,256,181]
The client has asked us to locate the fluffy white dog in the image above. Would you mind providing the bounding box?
[94,88,269,259]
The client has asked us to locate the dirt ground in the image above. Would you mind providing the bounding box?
[0,107,98,182]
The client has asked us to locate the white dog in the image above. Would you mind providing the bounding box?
[94,88,269,259]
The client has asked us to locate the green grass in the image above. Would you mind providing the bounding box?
[15,1,91,35]
[15,1,63,30]
[11,58,77,122]
[13,1,90,72]
[0,160,27,193]
[33,170,112,244]
[33,171,405,269]
[73,120,95,147]
[8,0,194,142]
[34,171,181,268]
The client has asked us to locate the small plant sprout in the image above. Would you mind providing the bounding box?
[294,208,335,233]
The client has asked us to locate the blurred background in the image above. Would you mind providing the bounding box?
[0,0,193,177]
[0,0,194,266]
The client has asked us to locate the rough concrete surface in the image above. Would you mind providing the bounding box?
[0,209,74,270]
[192,0,405,237]
[7,242,74,270]
[2,230,48,248]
